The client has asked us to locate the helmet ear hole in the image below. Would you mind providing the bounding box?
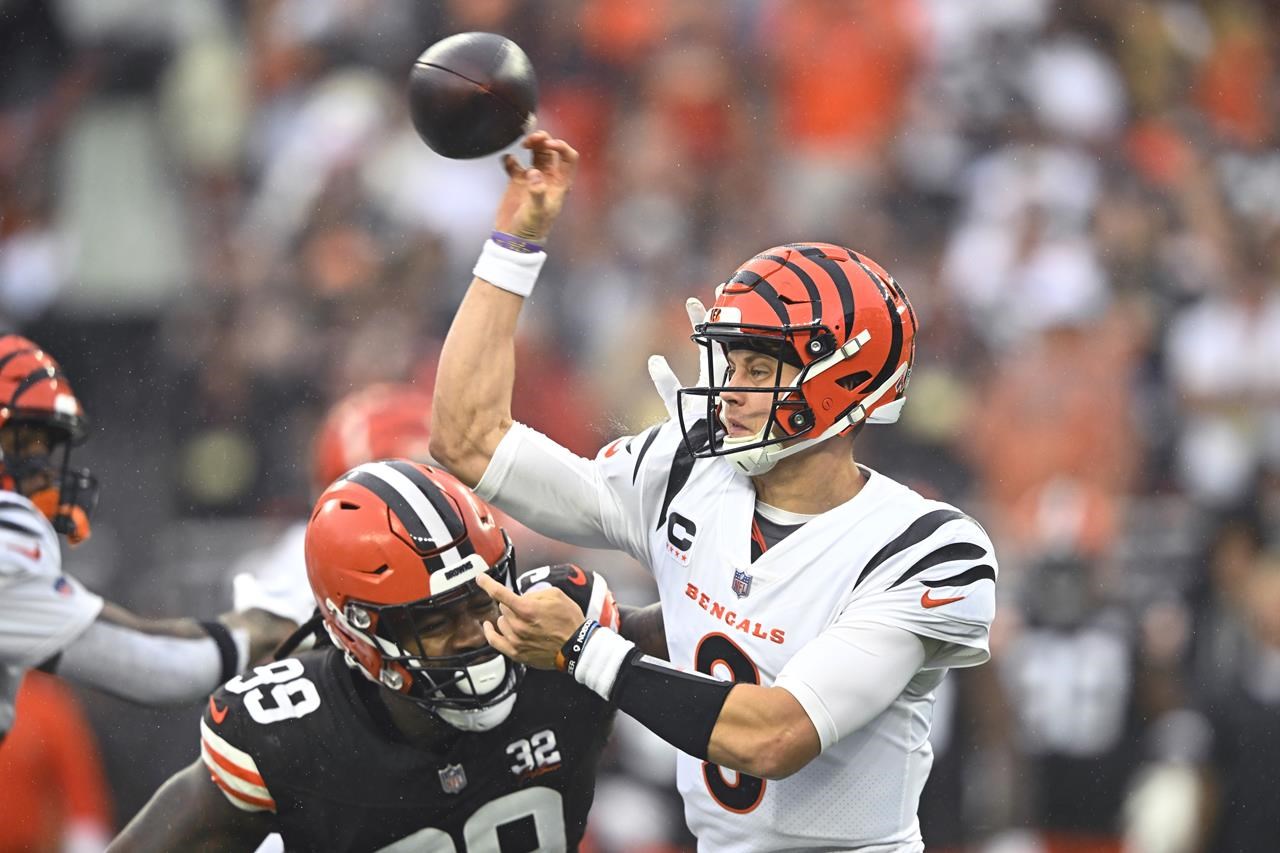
[836,371,873,392]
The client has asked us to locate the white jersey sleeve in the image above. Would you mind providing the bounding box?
[231,522,314,625]
[773,622,932,751]
[840,505,997,668]
[0,494,103,669]
[474,419,690,569]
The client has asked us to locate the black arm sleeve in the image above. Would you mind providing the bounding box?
[610,650,733,761]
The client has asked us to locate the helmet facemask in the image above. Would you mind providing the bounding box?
[674,244,918,477]
[678,320,886,477]
[0,420,98,544]
[328,533,524,731]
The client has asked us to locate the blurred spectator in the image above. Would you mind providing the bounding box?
[0,672,113,853]
[1165,232,1280,508]
[1196,551,1280,851]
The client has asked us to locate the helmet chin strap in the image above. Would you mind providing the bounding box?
[435,655,517,731]
[722,362,909,477]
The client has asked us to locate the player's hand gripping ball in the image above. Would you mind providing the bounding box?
[408,32,538,159]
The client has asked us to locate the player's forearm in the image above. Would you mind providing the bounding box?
[705,684,820,778]
[558,627,819,779]
[430,278,523,487]
[56,609,248,705]
[110,762,271,852]
[617,603,668,660]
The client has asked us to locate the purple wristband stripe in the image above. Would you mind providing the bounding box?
[491,231,544,254]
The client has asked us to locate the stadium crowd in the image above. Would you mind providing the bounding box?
[2,0,1280,850]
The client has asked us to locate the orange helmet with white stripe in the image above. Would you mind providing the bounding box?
[0,335,97,542]
[678,243,918,476]
[305,459,519,731]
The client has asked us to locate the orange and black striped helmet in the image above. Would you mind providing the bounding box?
[0,335,97,542]
[678,243,918,476]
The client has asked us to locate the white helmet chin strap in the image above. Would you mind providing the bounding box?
[722,361,909,477]
[435,655,516,731]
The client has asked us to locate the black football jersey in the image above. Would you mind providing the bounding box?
[200,647,613,852]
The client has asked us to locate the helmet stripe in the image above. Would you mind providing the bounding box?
[0,347,37,374]
[762,253,823,313]
[804,253,856,336]
[345,463,464,567]
[385,460,475,558]
[750,279,792,326]
[9,365,60,408]
[728,269,790,326]
[850,257,904,400]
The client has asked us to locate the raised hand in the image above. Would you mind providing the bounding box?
[475,571,585,670]
[493,131,579,243]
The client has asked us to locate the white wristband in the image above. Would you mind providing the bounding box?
[572,627,636,700]
[472,239,547,298]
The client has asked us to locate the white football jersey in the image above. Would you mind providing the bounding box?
[478,420,998,852]
[0,491,103,733]
[231,521,315,625]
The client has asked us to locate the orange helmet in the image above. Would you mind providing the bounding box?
[305,459,519,730]
[0,335,97,542]
[311,383,434,494]
[679,243,918,476]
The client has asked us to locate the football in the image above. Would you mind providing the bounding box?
[407,32,539,159]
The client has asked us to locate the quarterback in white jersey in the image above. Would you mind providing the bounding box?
[0,335,290,737]
[431,133,998,852]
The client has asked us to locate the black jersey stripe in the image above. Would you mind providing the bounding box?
[0,517,41,538]
[632,426,660,484]
[854,508,969,589]
[656,419,711,530]
[345,470,445,569]
[0,500,39,516]
[921,564,996,589]
[385,461,474,558]
[887,542,988,590]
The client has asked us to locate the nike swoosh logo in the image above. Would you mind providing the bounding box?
[602,439,625,459]
[6,543,40,561]
[921,590,966,609]
[209,696,229,725]
[567,566,587,587]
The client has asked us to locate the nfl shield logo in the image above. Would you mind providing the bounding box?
[438,763,467,795]
[731,569,752,599]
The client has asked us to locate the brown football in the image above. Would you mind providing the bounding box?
[407,32,538,159]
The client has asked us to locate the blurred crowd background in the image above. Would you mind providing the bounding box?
[3,0,1280,850]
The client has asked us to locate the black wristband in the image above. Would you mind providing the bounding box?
[555,619,600,675]
[610,651,733,761]
[200,620,241,684]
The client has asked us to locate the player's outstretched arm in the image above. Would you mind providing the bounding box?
[430,132,578,487]
[109,760,273,852]
[51,602,255,705]
[478,573,928,779]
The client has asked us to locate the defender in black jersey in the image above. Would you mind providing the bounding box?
[112,461,619,852]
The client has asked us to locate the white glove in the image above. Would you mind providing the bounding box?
[647,297,722,423]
